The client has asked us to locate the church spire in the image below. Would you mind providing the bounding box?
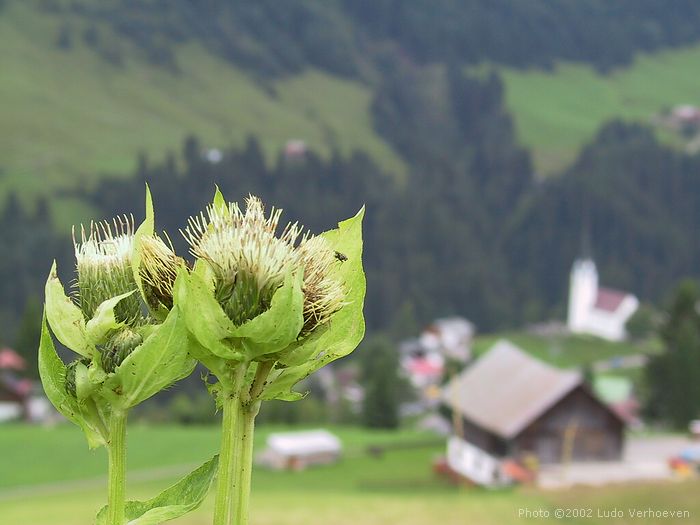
[579,189,593,260]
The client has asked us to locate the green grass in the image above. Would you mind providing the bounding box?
[0,424,698,525]
[0,2,403,225]
[481,44,700,175]
[472,331,660,369]
[0,423,437,489]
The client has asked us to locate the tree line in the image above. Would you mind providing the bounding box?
[46,0,700,76]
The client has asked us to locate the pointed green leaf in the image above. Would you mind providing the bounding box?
[39,312,106,448]
[85,290,136,345]
[44,261,92,358]
[231,270,304,359]
[96,455,219,525]
[131,185,155,302]
[174,269,242,361]
[212,185,227,214]
[262,207,366,400]
[106,306,196,409]
[131,185,172,322]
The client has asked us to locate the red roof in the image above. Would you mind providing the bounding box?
[407,357,443,377]
[594,288,628,313]
[0,348,26,371]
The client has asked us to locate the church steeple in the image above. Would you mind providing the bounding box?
[579,193,593,260]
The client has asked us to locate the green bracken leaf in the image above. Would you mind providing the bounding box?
[44,260,92,358]
[96,455,219,525]
[39,312,106,448]
[106,306,195,409]
[262,207,366,400]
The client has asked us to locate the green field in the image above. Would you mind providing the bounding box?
[0,424,697,525]
[0,2,403,224]
[489,44,700,175]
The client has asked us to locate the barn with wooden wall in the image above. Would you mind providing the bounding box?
[442,340,625,464]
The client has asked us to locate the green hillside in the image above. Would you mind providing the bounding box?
[0,2,403,222]
[490,44,700,175]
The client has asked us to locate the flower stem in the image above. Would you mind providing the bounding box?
[213,365,247,525]
[107,410,127,525]
[213,361,272,525]
[232,400,260,525]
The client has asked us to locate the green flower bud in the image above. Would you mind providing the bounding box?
[65,357,91,399]
[73,216,141,325]
[100,328,143,373]
[184,195,301,325]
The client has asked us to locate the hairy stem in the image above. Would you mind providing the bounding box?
[212,361,272,525]
[212,365,247,525]
[107,410,127,525]
[232,399,260,525]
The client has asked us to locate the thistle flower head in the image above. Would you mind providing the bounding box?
[73,216,141,324]
[184,195,302,325]
[140,234,181,311]
[295,235,347,335]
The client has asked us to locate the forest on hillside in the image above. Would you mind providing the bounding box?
[41,0,700,75]
[4,1,700,368]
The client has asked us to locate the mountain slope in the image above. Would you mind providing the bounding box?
[489,43,700,174]
[0,2,403,215]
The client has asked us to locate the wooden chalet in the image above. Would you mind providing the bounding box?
[442,340,625,464]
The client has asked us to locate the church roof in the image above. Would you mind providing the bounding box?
[442,340,582,439]
[594,287,629,313]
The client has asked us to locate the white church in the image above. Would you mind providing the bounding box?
[567,259,639,342]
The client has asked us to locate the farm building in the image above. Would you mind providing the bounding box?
[257,429,342,471]
[442,340,625,465]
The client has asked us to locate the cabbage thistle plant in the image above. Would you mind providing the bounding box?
[177,189,365,525]
[39,187,365,525]
[39,189,218,525]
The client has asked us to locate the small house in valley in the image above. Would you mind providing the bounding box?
[442,341,625,470]
[257,429,342,471]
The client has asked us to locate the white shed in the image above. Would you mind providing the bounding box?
[257,429,342,470]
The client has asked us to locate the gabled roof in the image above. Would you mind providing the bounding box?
[442,340,582,439]
[594,287,630,313]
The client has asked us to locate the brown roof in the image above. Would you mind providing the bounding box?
[442,340,582,439]
[594,287,629,313]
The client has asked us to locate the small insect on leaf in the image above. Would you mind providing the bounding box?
[334,251,348,262]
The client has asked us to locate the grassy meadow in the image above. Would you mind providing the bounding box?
[0,423,698,525]
[0,2,403,225]
[489,44,700,175]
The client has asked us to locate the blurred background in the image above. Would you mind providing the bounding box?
[2,1,700,523]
